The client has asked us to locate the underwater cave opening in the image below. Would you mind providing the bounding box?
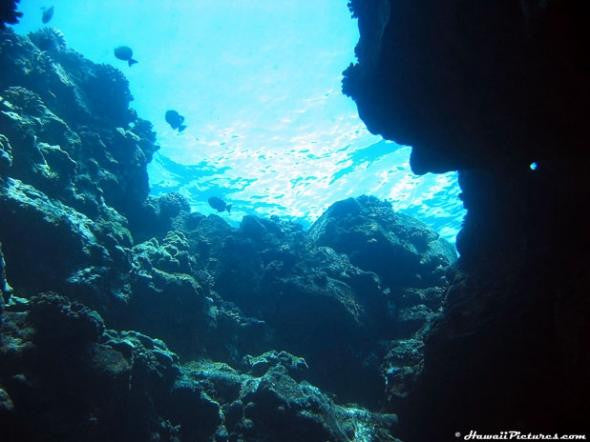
[12,0,464,243]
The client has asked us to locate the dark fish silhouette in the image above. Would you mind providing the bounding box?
[42,6,54,24]
[114,46,138,66]
[165,110,187,132]
[208,197,231,214]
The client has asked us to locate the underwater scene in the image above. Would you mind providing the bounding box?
[1,1,588,442]
[10,0,465,242]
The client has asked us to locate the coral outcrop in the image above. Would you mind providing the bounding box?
[309,196,455,289]
[0,27,456,441]
[0,291,402,441]
[345,1,590,440]
[176,199,454,406]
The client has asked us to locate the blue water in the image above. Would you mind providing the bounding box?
[13,0,465,242]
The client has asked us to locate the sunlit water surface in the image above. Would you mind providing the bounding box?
[14,0,465,242]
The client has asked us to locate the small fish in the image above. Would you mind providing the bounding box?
[42,6,54,24]
[208,197,232,214]
[114,46,138,66]
[165,110,187,132]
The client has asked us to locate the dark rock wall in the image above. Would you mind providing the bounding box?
[345,0,589,440]
[0,0,21,29]
[344,0,587,174]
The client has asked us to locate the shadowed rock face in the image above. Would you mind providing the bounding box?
[345,1,590,440]
[344,0,588,175]
[309,196,455,289]
[0,0,21,30]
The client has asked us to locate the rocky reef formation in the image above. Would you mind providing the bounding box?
[344,0,589,440]
[0,28,157,312]
[0,27,457,441]
[0,293,400,442]
[181,196,454,407]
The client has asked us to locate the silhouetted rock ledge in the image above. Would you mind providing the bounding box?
[310,196,455,289]
[0,0,21,30]
[0,28,456,441]
[345,1,589,440]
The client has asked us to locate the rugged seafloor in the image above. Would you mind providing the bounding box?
[0,27,457,442]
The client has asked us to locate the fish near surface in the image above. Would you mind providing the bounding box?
[114,46,138,66]
[42,6,54,24]
[208,197,232,214]
[165,110,187,132]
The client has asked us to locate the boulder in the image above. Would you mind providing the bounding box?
[309,195,455,288]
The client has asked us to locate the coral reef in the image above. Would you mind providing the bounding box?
[0,294,401,441]
[0,28,456,441]
[345,0,590,440]
[176,200,454,406]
